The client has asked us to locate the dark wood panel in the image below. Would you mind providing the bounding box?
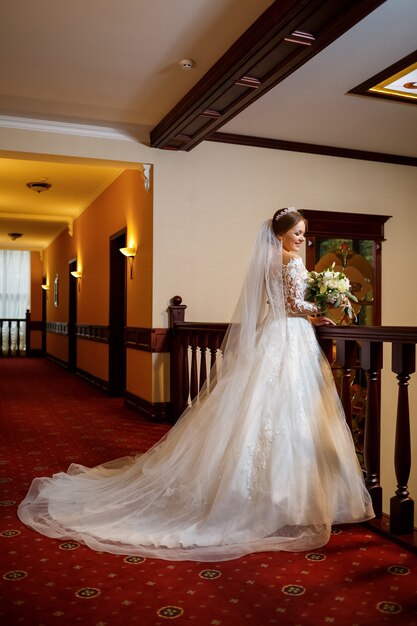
[48,322,170,350]
[300,209,391,240]
[28,348,43,357]
[365,514,417,554]
[76,324,109,343]
[46,353,68,368]
[126,327,170,353]
[46,321,68,335]
[109,230,127,396]
[29,320,43,332]
[125,391,171,422]
[76,367,108,392]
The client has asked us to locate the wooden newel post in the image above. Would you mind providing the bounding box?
[390,343,415,535]
[25,309,31,356]
[360,341,383,517]
[168,295,187,327]
[168,296,187,421]
[336,339,357,432]
[318,337,333,364]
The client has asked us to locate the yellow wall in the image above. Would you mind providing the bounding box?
[30,251,43,319]
[75,168,152,326]
[77,340,108,382]
[43,226,76,324]
[126,350,153,403]
[46,333,68,363]
[42,168,153,399]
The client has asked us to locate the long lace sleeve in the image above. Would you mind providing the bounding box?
[283,258,319,317]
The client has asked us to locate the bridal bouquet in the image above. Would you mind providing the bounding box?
[306,263,357,319]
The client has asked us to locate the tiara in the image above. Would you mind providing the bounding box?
[274,207,297,221]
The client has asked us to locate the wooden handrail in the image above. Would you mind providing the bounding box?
[168,296,417,552]
[316,325,417,343]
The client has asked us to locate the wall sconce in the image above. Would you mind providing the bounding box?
[71,270,82,291]
[119,247,136,279]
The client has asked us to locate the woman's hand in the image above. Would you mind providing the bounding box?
[310,315,336,326]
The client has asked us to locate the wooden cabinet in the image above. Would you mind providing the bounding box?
[300,210,391,325]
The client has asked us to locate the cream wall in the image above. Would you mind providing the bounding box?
[153,141,417,325]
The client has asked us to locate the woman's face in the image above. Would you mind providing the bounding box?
[280,220,306,253]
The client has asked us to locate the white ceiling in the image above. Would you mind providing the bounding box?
[0,0,416,251]
[222,0,417,156]
[0,0,272,135]
[0,157,123,250]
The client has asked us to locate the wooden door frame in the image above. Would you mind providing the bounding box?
[108,229,127,395]
[68,258,77,371]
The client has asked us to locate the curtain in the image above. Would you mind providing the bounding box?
[0,250,31,354]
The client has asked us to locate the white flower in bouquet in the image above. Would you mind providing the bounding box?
[306,263,358,319]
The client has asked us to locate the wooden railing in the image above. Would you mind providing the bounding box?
[0,311,28,356]
[169,296,227,420]
[169,296,417,551]
[0,310,40,357]
[316,325,416,548]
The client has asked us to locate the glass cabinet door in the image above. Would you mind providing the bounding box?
[314,238,375,325]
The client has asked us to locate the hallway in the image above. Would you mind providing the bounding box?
[1,358,416,625]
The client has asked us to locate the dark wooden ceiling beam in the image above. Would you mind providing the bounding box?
[150,0,386,152]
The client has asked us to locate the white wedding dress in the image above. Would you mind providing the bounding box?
[18,223,374,561]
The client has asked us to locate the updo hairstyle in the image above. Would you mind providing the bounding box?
[271,208,307,237]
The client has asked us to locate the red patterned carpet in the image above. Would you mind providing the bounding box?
[1,357,416,626]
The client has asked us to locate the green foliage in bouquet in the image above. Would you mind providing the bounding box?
[306,263,358,318]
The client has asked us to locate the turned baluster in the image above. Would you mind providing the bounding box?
[190,336,199,402]
[209,337,217,387]
[208,334,220,388]
[360,341,383,517]
[336,339,357,432]
[8,322,12,356]
[209,345,217,370]
[16,321,21,356]
[199,333,208,392]
[390,343,415,534]
[25,309,31,356]
[181,333,190,408]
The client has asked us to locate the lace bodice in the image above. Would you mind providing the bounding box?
[282,257,318,317]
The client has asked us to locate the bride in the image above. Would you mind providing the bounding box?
[18,208,374,561]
